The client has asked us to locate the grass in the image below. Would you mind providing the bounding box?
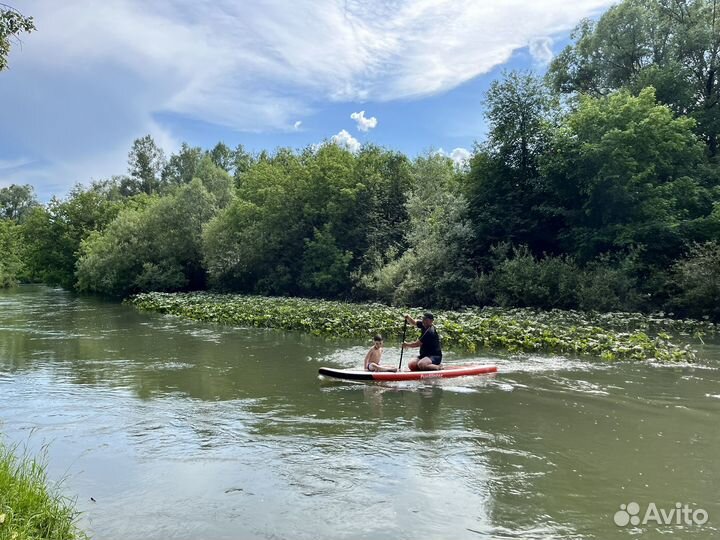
[128,292,703,362]
[0,438,86,540]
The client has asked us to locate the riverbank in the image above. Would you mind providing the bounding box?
[128,292,711,362]
[0,438,85,540]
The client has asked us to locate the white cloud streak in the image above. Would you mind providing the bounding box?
[12,0,616,130]
[529,37,554,64]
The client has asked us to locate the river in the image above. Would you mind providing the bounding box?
[1,286,719,539]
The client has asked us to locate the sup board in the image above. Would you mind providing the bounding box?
[318,364,497,382]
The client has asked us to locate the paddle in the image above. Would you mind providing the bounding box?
[397,317,408,371]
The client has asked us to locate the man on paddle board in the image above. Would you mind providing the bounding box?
[402,312,442,371]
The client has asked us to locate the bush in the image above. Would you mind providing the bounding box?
[576,253,641,312]
[76,180,216,296]
[482,245,580,309]
[670,241,720,320]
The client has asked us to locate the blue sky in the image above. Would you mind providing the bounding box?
[1,0,616,201]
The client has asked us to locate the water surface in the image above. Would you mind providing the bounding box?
[1,286,719,539]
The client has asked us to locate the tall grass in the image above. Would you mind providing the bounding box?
[0,439,86,540]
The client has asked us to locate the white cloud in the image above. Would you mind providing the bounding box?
[529,37,554,64]
[330,130,361,153]
[350,111,378,132]
[449,147,471,166]
[435,147,471,168]
[13,0,616,128]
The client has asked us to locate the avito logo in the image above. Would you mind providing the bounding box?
[614,502,709,527]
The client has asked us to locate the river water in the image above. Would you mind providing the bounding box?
[1,286,719,539]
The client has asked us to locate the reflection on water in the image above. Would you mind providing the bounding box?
[1,286,719,539]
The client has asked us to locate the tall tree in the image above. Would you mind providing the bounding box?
[549,0,720,156]
[0,183,38,221]
[541,87,712,264]
[466,71,560,258]
[0,4,35,71]
[162,143,204,185]
[127,135,166,195]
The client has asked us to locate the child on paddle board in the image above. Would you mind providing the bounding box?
[364,335,397,372]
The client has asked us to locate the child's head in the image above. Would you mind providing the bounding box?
[373,334,383,347]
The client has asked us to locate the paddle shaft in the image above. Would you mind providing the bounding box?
[397,319,408,371]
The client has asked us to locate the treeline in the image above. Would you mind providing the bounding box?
[1,0,719,320]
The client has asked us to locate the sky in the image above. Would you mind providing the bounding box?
[1,0,617,201]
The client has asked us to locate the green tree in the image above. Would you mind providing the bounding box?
[548,0,720,156]
[21,185,122,288]
[361,153,477,308]
[0,4,34,71]
[162,143,204,185]
[209,142,234,172]
[466,71,561,259]
[77,180,217,296]
[126,135,166,195]
[541,87,711,266]
[670,240,720,319]
[0,218,25,286]
[0,183,38,221]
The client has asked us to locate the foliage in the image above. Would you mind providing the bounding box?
[203,144,413,298]
[478,245,580,309]
[0,219,25,287]
[129,291,697,362]
[361,153,476,307]
[467,72,562,258]
[20,185,122,288]
[548,0,720,155]
[0,184,38,222]
[0,438,86,539]
[541,88,711,262]
[0,4,35,71]
[76,179,216,296]
[126,135,167,195]
[670,241,720,320]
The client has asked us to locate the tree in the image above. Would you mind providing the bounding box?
[21,185,122,288]
[162,143,203,185]
[0,218,25,286]
[361,153,477,308]
[0,183,38,221]
[208,142,234,172]
[127,135,166,195]
[0,4,35,71]
[77,180,217,296]
[541,87,711,265]
[548,0,720,156]
[466,71,561,259]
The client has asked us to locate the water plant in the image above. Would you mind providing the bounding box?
[128,292,700,362]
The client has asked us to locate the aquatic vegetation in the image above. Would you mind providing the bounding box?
[129,292,700,362]
[0,439,86,540]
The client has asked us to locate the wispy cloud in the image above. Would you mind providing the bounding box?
[350,111,378,132]
[11,0,615,129]
[529,37,554,64]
